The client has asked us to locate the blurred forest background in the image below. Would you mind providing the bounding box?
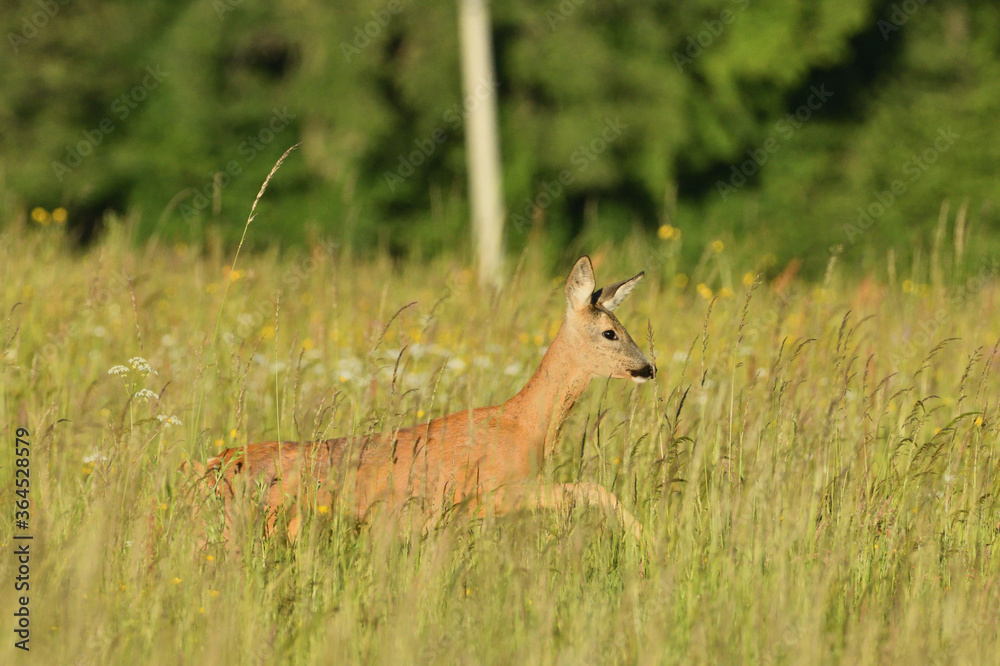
[1,0,998,277]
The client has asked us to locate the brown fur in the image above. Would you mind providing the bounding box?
[190,256,655,543]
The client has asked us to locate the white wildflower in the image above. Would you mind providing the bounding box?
[335,356,364,383]
[107,365,129,375]
[503,362,522,376]
[128,357,158,376]
[403,371,429,389]
[83,451,109,464]
[134,388,157,402]
[156,414,182,427]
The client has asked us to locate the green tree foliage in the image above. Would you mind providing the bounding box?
[1,0,997,271]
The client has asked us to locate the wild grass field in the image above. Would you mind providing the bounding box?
[1,214,999,665]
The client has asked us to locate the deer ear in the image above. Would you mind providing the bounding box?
[594,272,643,312]
[565,256,597,311]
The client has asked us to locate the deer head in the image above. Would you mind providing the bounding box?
[562,256,656,383]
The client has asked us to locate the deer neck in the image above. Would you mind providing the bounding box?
[505,323,592,455]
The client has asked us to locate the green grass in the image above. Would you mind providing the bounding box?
[1,219,999,664]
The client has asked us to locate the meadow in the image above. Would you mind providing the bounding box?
[1,212,999,665]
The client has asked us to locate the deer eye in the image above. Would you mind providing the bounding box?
[602,330,618,341]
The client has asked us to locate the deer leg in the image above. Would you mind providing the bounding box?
[286,510,302,542]
[543,482,644,541]
[485,482,643,541]
[265,482,290,538]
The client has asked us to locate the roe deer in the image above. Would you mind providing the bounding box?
[190,256,655,543]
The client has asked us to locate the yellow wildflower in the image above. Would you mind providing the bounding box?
[31,207,50,225]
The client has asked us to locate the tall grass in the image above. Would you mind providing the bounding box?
[1,218,998,664]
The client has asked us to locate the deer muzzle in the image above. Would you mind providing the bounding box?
[629,363,656,382]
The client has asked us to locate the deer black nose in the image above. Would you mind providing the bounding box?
[630,364,656,379]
